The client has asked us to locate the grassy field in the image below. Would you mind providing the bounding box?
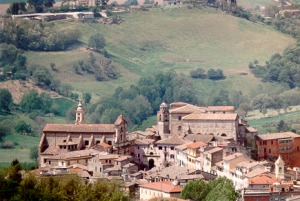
[248,109,300,134]
[26,7,295,102]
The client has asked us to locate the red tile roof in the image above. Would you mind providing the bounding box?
[139,181,183,193]
[187,141,207,149]
[257,132,300,140]
[43,124,115,133]
[249,173,277,185]
[183,113,237,121]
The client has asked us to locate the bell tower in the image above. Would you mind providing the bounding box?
[157,102,169,136]
[75,101,85,125]
[275,155,285,180]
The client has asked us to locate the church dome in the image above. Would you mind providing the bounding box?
[77,101,83,111]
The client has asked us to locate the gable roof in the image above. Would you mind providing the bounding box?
[156,136,188,145]
[139,181,183,193]
[135,138,155,145]
[43,124,115,133]
[182,113,238,121]
[184,134,215,143]
[169,104,204,114]
[257,132,300,140]
[205,106,235,112]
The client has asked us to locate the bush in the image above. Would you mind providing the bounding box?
[207,68,225,80]
[190,68,206,79]
[88,33,106,51]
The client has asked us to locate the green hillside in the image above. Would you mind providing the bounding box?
[26,7,295,102]
[1,6,297,165]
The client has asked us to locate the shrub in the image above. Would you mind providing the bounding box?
[190,68,206,79]
[2,140,14,149]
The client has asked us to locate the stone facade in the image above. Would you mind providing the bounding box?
[38,102,131,167]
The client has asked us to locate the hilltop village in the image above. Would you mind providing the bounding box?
[36,101,300,200]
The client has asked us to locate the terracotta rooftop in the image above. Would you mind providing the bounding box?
[184,134,215,143]
[43,124,115,133]
[98,143,111,148]
[169,104,204,114]
[156,135,188,145]
[187,141,207,149]
[45,149,100,160]
[204,147,223,154]
[245,167,269,178]
[139,181,183,193]
[249,173,277,185]
[205,106,235,112]
[115,155,131,162]
[182,113,237,121]
[170,102,188,109]
[135,138,155,145]
[223,153,244,161]
[175,143,188,151]
[257,132,300,140]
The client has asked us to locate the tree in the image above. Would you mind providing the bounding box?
[0,120,11,142]
[181,177,238,201]
[277,120,290,132]
[15,121,32,135]
[190,68,206,79]
[181,180,210,201]
[0,89,13,113]
[207,68,225,80]
[88,33,106,52]
[30,147,39,161]
[83,92,92,104]
[32,67,53,88]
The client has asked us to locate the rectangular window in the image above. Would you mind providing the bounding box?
[178,116,182,120]
[159,146,162,150]
[85,140,89,146]
[108,141,112,145]
[171,146,174,150]
[178,126,182,131]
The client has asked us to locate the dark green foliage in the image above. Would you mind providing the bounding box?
[0,120,11,142]
[277,120,290,132]
[27,0,55,12]
[20,90,53,114]
[181,177,239,201]
[249,43,300,88]
[7,2,27,15]
[88,33,106,51]
[83,92,92,104]
[32,66,54,88]
[15,121,32,135]
[0,89,13,113]
[207,68,225,80]
[89,72,198,127]
[30,146,39,161]
[190,67,206,79]
[231,6,252,20]
[208,89,231,106]
[0,19,81,51]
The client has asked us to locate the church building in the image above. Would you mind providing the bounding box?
[38,101,131,167]
[157,102,256,145]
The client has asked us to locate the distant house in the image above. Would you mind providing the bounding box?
[139,181,183,200]
[256,132,300,167]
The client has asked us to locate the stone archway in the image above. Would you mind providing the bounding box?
[221,133,227,137]
[149,159,155,169]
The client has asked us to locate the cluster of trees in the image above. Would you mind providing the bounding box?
[190,68,225,80]
[73,53,118,81]
[0,19,81,51]
[7,0,55,14]
[249,42,300,88]
[181,177,239,201]
[86,72,198,127]
[0,160,129,201]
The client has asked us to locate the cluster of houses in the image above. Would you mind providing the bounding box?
[36,101,300,200]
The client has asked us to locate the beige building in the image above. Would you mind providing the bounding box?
[157,102,255,145]
[39,102,131,167]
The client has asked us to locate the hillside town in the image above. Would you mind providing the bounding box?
[34,101,300,200]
